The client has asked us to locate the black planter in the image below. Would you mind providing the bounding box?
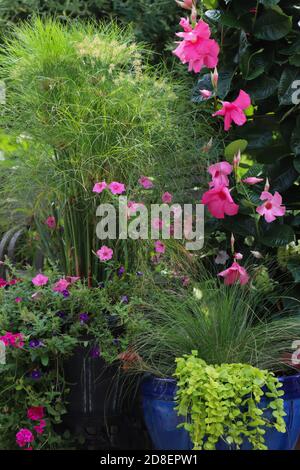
[62,341,151,450]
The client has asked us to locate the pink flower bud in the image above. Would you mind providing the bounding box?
[199,89,212,99]
[175,0,193,10]
[211,67,218,89]
[264,178,270,192]
[233,150,241,168]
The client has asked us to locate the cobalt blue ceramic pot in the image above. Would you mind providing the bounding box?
[141,374,300,450]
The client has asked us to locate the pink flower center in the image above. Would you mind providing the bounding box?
[265,202,272,210]
[219,191,227,200]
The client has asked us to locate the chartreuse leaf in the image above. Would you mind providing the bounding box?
[224,140,248,161]
[254,10,292,41]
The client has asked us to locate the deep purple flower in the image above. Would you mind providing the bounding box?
[79,312,89,324]
[56,310,66,319]
[30,369,42,380]
[98,282,105,289]
[29,339,42,349]
[118,266,125,277]
[136,271,143,277]
[121,295,129,304]
[112,338,120,346]
[62,289,70,298]
[90,346,100,358]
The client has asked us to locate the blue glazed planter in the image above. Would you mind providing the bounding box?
[141,374,300,450]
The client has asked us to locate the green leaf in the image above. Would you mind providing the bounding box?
[261,225,295,247]
[224,140,248,161]
[245,75,278,100]
[287,259,300,282]
[291,117,300,156]
[203,0,218,8]
[294,158,300,173]
[41,355,49,366]
[205,10,242,28]
[278,67,300,106]
[217,67,235,100]
[191,74,213,104]
[253,10,292,41]
[259,0,280,5]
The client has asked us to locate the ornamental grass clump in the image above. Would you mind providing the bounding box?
[0,18,206,280]
[175,352,286,450]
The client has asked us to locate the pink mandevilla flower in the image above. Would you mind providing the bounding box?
[16,429,34,448]
[213,90,251,131]
[202,185,239,219]
[108,182,126,195]
[93,181,107,194]
[32,274,49,287]
[45,216,56,229]
[162,192,173,203]
[155,240,166,254]
[96,245,113,261]
[256,191,286,223]
[173,18,219,73]
[27,406,44,421]
[139,176,153,189]
[243,177,264,185]
[218,262,249,286]
[208,161,233,188]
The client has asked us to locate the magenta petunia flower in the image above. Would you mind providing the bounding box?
[16,429,34,448]
[45,216,56,229]
[32,274,49,287]
[15,297,22,303]
[27,406,44,421]
[213,90,251,131]
[34,419,46,435]
[202,185,239,219]
[93,181,107,193]
[173,18,219,73]
[108,181,126,195]
[218,261,249,286]
[155,240,166,254]
[96,245,113,261]
[242,177,264,185]
[208,161,233,188]
[52,278,70,293]
[256,191,286,223]
[162,192,173,203]
[139,176,154,189]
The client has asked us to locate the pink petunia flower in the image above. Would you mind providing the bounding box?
[93,181,107,194]
[199,89,212,99]
[139,176,153,189]
[16,429,34,448]
[27,406,44,421]
[52,278,70,293]
[0,332,15,346]
[218,261,249,285]
[96,245,113,261]
[154,240,166,254]
[202,185,239,219]
[15,297,22,303]
[108,181,126,195]
[162,192,173,204]
[45,216,56,230]
[213,90,251,131]
[12,333,24,349]
[256,191,286,223]
[173,18,219,73]
[0,278,7,288]
[242,177,264,185]
[32,274,49,287]
[208,161,233,188]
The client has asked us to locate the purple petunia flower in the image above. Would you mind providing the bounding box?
[121,295,129,304]
[118,266,125,277]
[29,339,42,349]
[136,271,143,277]
[112,338,120,346]
[30,370,42,380]
[56,310,66,319]
[79,312,89,324]
[62,289,70,298]
[90,346,101,358]
[98,282,105,289]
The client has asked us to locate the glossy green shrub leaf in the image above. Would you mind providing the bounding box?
[278,67,300,105]
[245,75,278,100]
[224,139,248,160]
[261,224,295,247]
[253,10,292,41]
[291,117,300,156]
[287,259,300,282]
[259,0,280,5]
